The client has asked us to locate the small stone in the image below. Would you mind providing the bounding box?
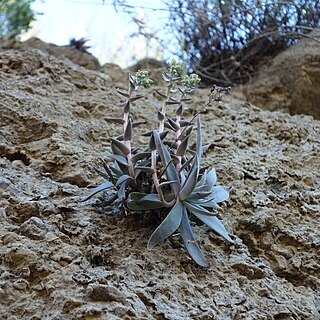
[13,279,29,290]
[51,245,81,264]
[11,160,26,170]
[19,217,48,240]
[88,283,126,303]
[231,262,265,279]
[6,245,38,272]
[274,255,288,271]
[62,298,83,312]
[0,177,11,189]
[303,175,314,187]
[5,200,39,223]
[75,305,102,319]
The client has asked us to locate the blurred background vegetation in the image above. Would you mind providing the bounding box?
[1,0,319,85]
[0,0,35,39]
[165,0,320,85]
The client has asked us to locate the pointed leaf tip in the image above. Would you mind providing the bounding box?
[154,89,167,98]
[176,135,190,157]
[175,105,183,116]
[149,133,156,151]
[167,118,180,131]
[124,119,132,141]
[116,88,130,98]
[211,186,229,203]
[206,168,217,190]
[80,181,114,202]
[180,208,211,268]
[107,154,128,166]
[130,95,144,102]
[123,100,131,113]
[105,118,125,125]
[158,110,165,121]
[193,213,234,244]
[110,138,131,156]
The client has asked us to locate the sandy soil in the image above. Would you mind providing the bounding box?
[0,48,319,320]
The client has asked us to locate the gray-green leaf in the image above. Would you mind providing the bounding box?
[127,193,168,211]
[184,200,215,216]
[154,130,180,194]
[107,154,128,166]
[192,213,234,243]
[131,152,151,162]
[135,166,154,174]
[81,181,114,202]
[188,191,212,200]
[147,200,183,249]
[176,135,190,157]
[117,179,129,199]
[196,199,222,210]
[110,138,131,156]
[116,174,132,187]
[180,208,211,268]
[206,168,217,190]
[211,186,229,203]
[138,193,162,206]
[179,155,198,201]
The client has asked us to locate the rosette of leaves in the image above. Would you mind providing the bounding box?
[82,63,233,268]
[127,117,233,268]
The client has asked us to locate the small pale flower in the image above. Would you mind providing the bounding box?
[135,70,153,88]
[182,74,201,90]
[169,59,182,77]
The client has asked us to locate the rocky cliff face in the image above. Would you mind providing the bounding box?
[0,37,101,71]
[245,30,320,120]
[0,46,319,319]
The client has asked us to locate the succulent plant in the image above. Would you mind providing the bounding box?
[69,37,91,52]
[82,61,233,267]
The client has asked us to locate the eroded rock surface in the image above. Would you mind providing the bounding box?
[245,30,320,119]
[0,37,100,71]
[0,47,319,319]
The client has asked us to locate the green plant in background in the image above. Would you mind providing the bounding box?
[0,0,36,40]
[82,60,233,267]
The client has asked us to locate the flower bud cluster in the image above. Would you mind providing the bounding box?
[169,59,182,77]
[182,74,201,90]
[134,70,153,88]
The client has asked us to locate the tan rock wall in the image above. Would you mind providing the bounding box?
[245,30,320,119]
